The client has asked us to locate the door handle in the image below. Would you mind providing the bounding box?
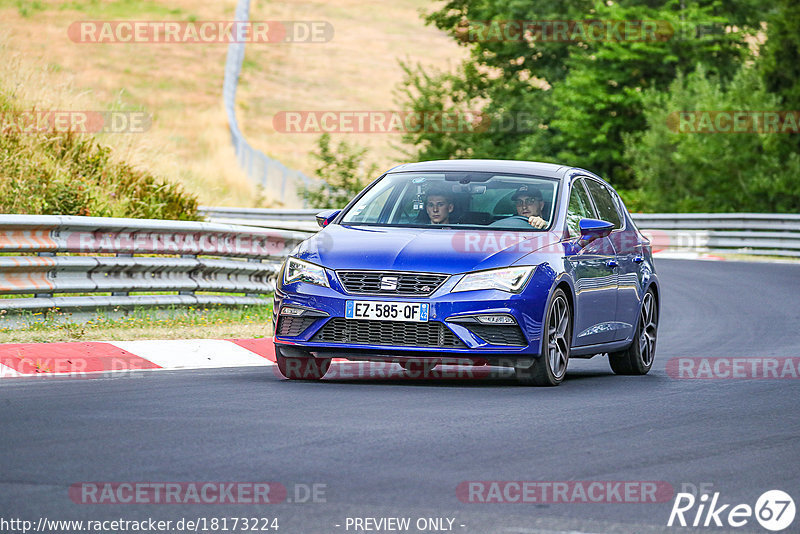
[606,260,618,268]
[633,256,644,264]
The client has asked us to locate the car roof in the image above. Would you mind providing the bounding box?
[386,159,570,179]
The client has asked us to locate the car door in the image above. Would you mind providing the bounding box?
[564,177,619,347]
[582,178,640,342]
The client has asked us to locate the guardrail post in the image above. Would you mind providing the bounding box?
[34,252,55,299]
[112,252,132,297]
[181,254,197,296]
[246,257,262,298]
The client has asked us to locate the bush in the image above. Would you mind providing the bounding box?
[624,65,800,213]
[0,105,199,220]
[298,134,378,209]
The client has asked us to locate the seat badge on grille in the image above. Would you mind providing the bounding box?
[380,276,398,291]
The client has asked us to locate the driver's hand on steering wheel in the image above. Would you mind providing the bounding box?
[528,216,547,229]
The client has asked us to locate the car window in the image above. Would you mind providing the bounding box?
[340,172,560,230]
[584,178,622,229]
[470,187,516,215]
[566,178,597,237]
[344,180,398,223]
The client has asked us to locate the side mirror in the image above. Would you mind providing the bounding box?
[315,209,341,228]
[578,218,614,247]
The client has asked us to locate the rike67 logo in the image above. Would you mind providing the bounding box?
[668,490,795,531]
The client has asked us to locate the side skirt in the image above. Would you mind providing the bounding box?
[570,338,632,358]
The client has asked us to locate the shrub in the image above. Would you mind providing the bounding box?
[0,104,199,220]
[623,65,800,213]
[298,134,377,209]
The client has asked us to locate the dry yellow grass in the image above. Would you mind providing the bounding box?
[1,0,466,206]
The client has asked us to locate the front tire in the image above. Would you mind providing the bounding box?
[609,288,658,375]
[515,288,571,386]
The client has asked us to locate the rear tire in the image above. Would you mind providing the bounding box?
[276,348,331,380]
[609,288,658,375]
[515,288,571,386]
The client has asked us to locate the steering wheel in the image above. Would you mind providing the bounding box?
[511,215,548,229]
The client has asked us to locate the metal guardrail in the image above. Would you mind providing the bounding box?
[200,207,319,221]
[1,211,796,313]
[199,207,320,233]
[223,0,312,202]
[632,213,800,258]
[0,215,308,312]
[631,213,800,232]
[201,208,800,258]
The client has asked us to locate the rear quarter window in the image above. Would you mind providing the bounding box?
[566,179,597,238]
[584,178,623,229]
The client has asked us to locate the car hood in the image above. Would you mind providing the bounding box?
[293,224,561,274]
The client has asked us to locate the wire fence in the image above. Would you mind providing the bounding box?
[223,0,312,202]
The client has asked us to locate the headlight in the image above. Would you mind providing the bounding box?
[283,257,330,288]
[451,266,535,293]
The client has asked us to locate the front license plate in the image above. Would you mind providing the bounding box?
[345,301,429,322]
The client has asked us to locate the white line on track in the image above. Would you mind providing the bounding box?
[0,362,22,377]
[109,339,273,369]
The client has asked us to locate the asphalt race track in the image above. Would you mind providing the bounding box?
[2,259,799,534]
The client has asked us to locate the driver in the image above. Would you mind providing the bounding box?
[509,185,547,229]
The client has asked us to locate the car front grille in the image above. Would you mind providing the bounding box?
[463,324,527,346]
[276,316,318,337]
[311,318,465,348]
[336,271,449,296]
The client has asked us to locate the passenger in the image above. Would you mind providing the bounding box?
[423,186,455,225]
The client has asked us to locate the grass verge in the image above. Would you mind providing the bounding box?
[0,0,466,206]
[0,38,200,219]
[0,304,273,343]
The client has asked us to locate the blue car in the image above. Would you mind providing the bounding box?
[273,160,659,386]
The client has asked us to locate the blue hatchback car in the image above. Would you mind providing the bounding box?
[273,160,659,386]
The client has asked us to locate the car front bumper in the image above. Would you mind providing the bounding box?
[273,270,553,363]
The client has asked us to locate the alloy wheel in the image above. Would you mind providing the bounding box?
[548,294,570,379]
[638,291,657,367]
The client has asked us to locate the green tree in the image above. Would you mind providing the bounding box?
[760,0,800,155]
[624,65,800,213]
[535,1,757,188]
[398,0,593,163]
[299,134,378,209]
[761,0,800,109]
[399,0,760,188]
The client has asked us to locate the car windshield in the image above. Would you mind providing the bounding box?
[340,171,559,231]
